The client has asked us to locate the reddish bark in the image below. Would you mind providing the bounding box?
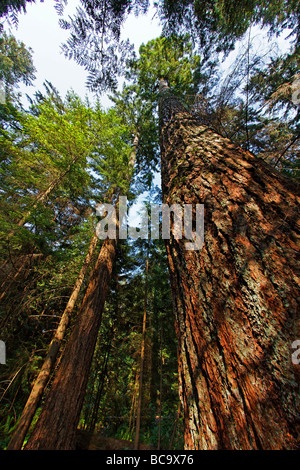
[24,239,117,450]
[7,234,99,450]
[159,83,300,449]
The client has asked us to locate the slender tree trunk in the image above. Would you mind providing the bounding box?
[157,326,163,450]
[150,288,160,410]
[24,238,117,450]
[129,370,139,439]
[5,154,80,240]
[169,402,181,450]
[159,80,300,450]
[23,134,139,450]
[0,253,42,303]
[7,234,98,450]
[88,347,111,434]
[134,241,149,450]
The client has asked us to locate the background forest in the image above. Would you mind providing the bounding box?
[0,0,299,451]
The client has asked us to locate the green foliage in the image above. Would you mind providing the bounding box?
[109,84,160,195]
[59,0,139,92]
[157,0,300,52]
[108,34,216,194]
[0,81,136,257]
[131,35,204,101]
[0,75,136,448]
[89,105,133,199]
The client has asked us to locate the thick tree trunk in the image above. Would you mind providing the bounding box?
[7,234,98,450]
[159,81,300,449]
[24,238,117,450]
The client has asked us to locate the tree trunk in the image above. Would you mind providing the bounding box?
[0,253,42,303]
[88,347,111,434]
[24,238,117,450]
[23,133,139,450]
[150,287,160,410]
[134,241,149,450]
[7,234,98,450]
[5,154,80,239]
[157,326,163,450]
[159,80,300,450]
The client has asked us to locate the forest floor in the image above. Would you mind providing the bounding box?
[76,429,154,450]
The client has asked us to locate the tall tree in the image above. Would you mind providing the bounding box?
[23,108,137,450]
[0,32,35,97]
[159,79,300,449]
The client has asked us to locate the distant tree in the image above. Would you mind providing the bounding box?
[0,0,34,18]
[0,31,35,100]
[23,106,137,450]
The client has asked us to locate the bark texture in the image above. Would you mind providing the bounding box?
[159,84,300,449]
[7,234,99,450]
[24,238,117,450]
